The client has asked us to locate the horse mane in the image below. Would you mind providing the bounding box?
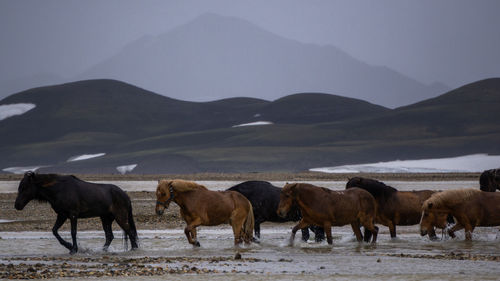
[424,188,481,210]
[347,177,398,198]
[165,179,208,192]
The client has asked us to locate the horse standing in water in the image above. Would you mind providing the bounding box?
[277,183,378,246]
[346,177,448,239]
[156,179,254,247]
[479,168,500,192]
[227,181,325,242]
[14,172,138,254]
[420,188,500,240]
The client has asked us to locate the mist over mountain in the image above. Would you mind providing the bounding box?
[77,13,448,108]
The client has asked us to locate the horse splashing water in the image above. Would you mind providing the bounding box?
[420,188,500,240]
[156,179,254,247]
[277,183,378,246]
[14,172,138,254]
[227,181,325,242]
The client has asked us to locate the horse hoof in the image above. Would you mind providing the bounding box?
[252,237,260,244]
[194,241,201,247]
[69,249,77,255]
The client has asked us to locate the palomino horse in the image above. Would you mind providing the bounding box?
[277,183,378,245]
[155,179,254,246]
[420,188,500,240]
[227,181,325,242]
[479,168,500,192]
[346,177,445,239]
[14,172,138,254]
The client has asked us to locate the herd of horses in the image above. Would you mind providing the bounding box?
[13,169,500,254]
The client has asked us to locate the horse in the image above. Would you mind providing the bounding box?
[479,168,500,192]
[155,179,254,247]
[420,188,500,240]
[14,172,138,254]
[227,181,325,242]
[277,183,378,246]
[346,177,449,239]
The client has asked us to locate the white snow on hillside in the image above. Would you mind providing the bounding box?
[2,166,47,174]
[67,153,106,162]
[310,154,500,173]
[0,103,36,121]
[232,121,273,127]
[116,164,138,175]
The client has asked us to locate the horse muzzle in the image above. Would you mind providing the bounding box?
[420,229,428,237]
[277,209,287,218]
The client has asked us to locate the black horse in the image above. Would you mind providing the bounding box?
[14,172,138,254]
[480,168,500,192]
[227,181,325,242]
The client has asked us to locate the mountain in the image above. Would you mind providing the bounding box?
[77,13,448,108]
[0,73,64,101]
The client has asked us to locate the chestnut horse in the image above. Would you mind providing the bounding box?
[277,183,378,245]
[479,168,500,192]
[155,179,254,246]
[346,177,444,239]
[420,188,500,240]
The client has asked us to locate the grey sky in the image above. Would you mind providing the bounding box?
[1,0,499,91]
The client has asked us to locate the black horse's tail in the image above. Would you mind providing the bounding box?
[123,203,139,250]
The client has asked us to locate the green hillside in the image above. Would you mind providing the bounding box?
[0,78,498,173]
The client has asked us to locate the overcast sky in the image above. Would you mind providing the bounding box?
[1,0,499,90]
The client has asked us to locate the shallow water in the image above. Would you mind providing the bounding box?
[1,225,500,279]
[0,180,478,193]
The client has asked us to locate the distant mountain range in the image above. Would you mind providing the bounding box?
[0,78,498,174]
[0,13,449,107]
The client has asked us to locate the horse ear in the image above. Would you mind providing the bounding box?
[158,179,161,184]
[428,202,433,209]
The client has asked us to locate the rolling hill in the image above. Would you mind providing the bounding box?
[0,79,393,172]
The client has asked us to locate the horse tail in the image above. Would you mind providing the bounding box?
[243,201,255,243]
[127,202,138,246]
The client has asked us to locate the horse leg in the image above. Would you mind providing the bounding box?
[52,214,72,250]
[350,222,363,242]
[184,218,202,247]
[464,224,475,241]
[301,228,310,242]
[312,226,325,242]
[323,223,333,245]
[447,223,463,238]
[230,211,247,246]
[254,221,261,240]
[100,216,114,251]
[69,216,78,254]
[388,222,396,238]
[290,220,309,246]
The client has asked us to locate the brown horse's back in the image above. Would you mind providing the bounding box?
[296,185,376,227]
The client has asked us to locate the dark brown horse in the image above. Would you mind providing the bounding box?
[277,183,378,245]
[155,179,254,247]
[480,168,500,192]
[346,177,443,239]
[420,188,500,240]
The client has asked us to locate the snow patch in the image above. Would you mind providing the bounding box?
[67,153,106,162]
[0,103,36,121]
[310,154,500,173]
[2,166,46,174]
[116,164,138,175]
[232,121,273,127]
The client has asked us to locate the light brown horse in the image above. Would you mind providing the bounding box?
[155,179,254,246]
[420,188,500,240]
[346,177,444,239]
[277,183,378,245]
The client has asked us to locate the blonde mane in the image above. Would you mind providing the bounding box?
[424,188,481,210]
[159,179,208,192]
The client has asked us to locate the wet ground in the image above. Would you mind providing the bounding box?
[2,179,499,280]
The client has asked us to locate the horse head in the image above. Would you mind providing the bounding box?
[155,180,175,215]
[14,172,37,210]
[479,169,499,192]
[277,183,298,218]
[419,201,449,236]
